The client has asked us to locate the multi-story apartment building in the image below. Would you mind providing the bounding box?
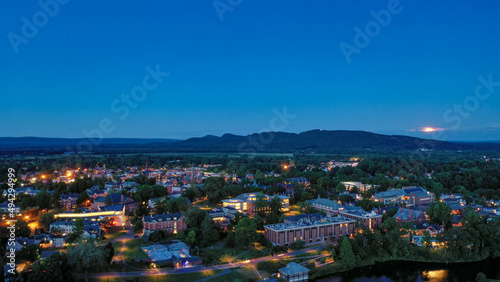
[264,214,356,247]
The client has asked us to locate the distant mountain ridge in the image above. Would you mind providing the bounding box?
[0,130,485,153]
[155,130,470,153]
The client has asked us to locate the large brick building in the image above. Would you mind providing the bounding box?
[143,213,187,235]
[221,193,289,216]
[264,214,356,247]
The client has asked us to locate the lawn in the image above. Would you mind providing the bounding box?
[201,246,263,265]
[123,238,150,261]
[207,266,260,282]
[237,249,267,261]
[112,241,123,254]
[89,269,225,282]
[106,230,128,241]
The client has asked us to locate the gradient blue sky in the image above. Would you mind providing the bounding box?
[1,0,499,141]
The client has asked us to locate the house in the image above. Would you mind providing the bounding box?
[143,213,187,235]
[60,193,79,210]
[34,234,53,248]
[278,262,310,282]
[0,201,20,214]
[87,188,107,199]
[122,181,137,188]
[148,197,166,209]
[16,237,38,248]
[6,240,23,252]
[426,225,444,236]
[393,207,427,225]
[50,235,67,248]
[2,187,34,197]
[286,177,310,187]
[208,207,236,229]
[50,220,74,235]
[4,265,16,281]
[83,224,102,239]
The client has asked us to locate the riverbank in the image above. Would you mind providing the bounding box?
[311,255,499,281]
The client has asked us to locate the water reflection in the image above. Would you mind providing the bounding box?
[316,257,500,282]
[422,270,448,282]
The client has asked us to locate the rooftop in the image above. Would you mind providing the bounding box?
[265,215,355,231]
[308,198,344,210]
[144,213,183,223]
[279,262,310,276]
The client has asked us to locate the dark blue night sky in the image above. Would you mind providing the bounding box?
[1,0,499,141]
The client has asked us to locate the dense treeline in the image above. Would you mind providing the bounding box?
[312,209,500,279]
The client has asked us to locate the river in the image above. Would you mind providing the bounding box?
[316,258,500,281]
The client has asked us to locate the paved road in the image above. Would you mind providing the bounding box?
[79,243,328,279]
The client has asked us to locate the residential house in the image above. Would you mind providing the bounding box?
[50,235,67,248]
[286,177,311,187]
[60,193,79,210]
[426,225,444,236]
[393,207,427,225]
[50,220,74,235]
[0,201,20,214]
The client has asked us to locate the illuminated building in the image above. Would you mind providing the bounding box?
[264,214,356,247]
[221,193,289,216]
[278,262,310,282]
[143,213,186,235]
[308,198,383,229]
